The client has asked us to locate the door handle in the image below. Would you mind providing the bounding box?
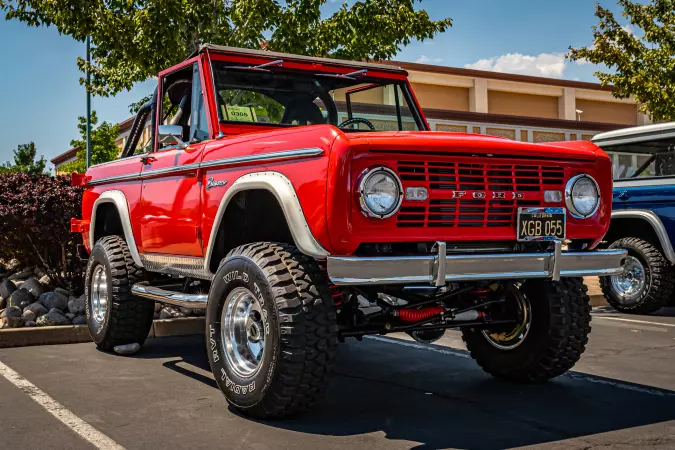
[141,155,157,165]
[618,190,630,200]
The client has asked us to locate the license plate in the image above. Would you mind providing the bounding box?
[517,207,566,241]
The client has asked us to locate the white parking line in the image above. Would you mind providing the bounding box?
[367,335,675,397]
[0,359,125,450]
[592,316,675,328]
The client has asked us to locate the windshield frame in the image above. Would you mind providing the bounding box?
[205,54,429,133]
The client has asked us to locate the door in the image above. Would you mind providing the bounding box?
[139,63,210,257]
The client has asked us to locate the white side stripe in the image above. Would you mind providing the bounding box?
[0,359,125,450]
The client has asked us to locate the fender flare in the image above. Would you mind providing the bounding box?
[90,190,144,267]
[611,209,675,263]
[204,171,329,273]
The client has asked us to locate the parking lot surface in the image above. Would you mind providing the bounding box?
[1,306,674,450]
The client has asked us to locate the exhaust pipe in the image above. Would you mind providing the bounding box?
[131,283,208,309]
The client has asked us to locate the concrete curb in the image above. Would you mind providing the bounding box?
[0,318,205,349]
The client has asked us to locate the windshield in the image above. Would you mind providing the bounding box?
[212,62,423,132]
[603,138,675,180]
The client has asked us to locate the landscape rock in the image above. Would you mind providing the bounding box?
[6,259,21,272]
[55,287,73,297]
[154,302,162,313]
[38,275,52,286]
[72,315,87,325]
[8,289,33,309]
[36,309,71,326]
[24,321,36,327]
[159,306,186,319]
[65,312,76,320]
[68,295,86,315]
[21,310,36,322]
[24,302,48,318]
[39,291,68,312]
[153,312,160,320]
[8,268,34,281]
[1,306,22,318]
[1,316,24,329]
[34,267,48,279]
[0,297,5,310]
[0,279,16,300]
[22,277,45,298]
[114,343,140,355]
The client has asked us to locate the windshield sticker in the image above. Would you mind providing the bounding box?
[222,105,257,122]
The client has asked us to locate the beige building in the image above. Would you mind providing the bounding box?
[52,60,642,172]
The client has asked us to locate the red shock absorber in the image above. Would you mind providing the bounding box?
[316,260,344,306]
[396,306,445,322]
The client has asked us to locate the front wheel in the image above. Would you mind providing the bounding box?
[462,278,591,382]
[600,237,674,314]
[206,242,338,419]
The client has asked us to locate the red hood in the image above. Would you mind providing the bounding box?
[342,131,603,161]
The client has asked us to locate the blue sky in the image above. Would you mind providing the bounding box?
[0,0,628,167]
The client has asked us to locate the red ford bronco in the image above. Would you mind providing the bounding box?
[73,45,626,418]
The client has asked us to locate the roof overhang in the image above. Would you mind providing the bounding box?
[196,44,407,75]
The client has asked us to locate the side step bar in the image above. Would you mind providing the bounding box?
[131,283,208,309]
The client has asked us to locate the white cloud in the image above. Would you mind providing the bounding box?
[622,24,636,36]
[416,55,443,64]
[464,52,567,78]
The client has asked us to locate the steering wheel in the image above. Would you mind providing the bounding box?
[338,117,376,131]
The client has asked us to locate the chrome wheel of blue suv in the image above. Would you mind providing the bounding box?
[601,237,674,314]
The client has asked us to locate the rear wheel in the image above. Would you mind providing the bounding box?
[206,242,338,418]
[85,236,154,351]
[600,237,674,314]
[462,278,591,382]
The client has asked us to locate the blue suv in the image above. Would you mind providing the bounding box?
[593,123,675,314]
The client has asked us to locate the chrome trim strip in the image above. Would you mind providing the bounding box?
[140,253,213,280]
[90,191,144,267]
[611,210,675,263]
[86,148,324,186]
[200,148,324,169]
[87,172,141,186]
[204,171,329,273]
[614,177,675,188]
[327,248,627,286]
[131,283,207,309]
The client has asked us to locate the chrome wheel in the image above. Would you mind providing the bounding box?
[482,287,532,350]
[610,255,646,304]
[89,264,109,330]
[221,287,268,379]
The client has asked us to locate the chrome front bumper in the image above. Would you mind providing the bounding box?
[327,242,627,286]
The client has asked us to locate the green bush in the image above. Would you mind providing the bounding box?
[0,173,84,291]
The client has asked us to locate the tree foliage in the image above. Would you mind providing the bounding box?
[1,142,47,175]
[568,0,675,121]
[0,173,84,290]
[0,0,451,97]
[60,111,121,174]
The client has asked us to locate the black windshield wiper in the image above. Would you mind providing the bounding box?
[315,69,368,80]
[226,59,284,72]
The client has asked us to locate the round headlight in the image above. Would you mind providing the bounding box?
[359,167,403,219]
[565,174,600,218]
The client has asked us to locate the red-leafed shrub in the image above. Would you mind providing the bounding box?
[0,174,84,290]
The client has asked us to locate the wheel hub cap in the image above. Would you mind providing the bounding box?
[482,288,532,350]
[221,287,267,379]
[90,265,108,328]
[610,255,646,304]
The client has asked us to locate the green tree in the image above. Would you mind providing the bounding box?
[568,0,675,121]
[1,142,47,175]
[0,0,451,97]
[60,111,121,174]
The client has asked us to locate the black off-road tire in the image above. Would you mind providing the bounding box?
[600,237,674,314]
[462,278,591,382]
[85,235,154,351]
[206,242,338,419]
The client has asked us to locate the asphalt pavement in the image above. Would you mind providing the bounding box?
[1,306,674,450]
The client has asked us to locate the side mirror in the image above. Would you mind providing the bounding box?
[158,124,188,149]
